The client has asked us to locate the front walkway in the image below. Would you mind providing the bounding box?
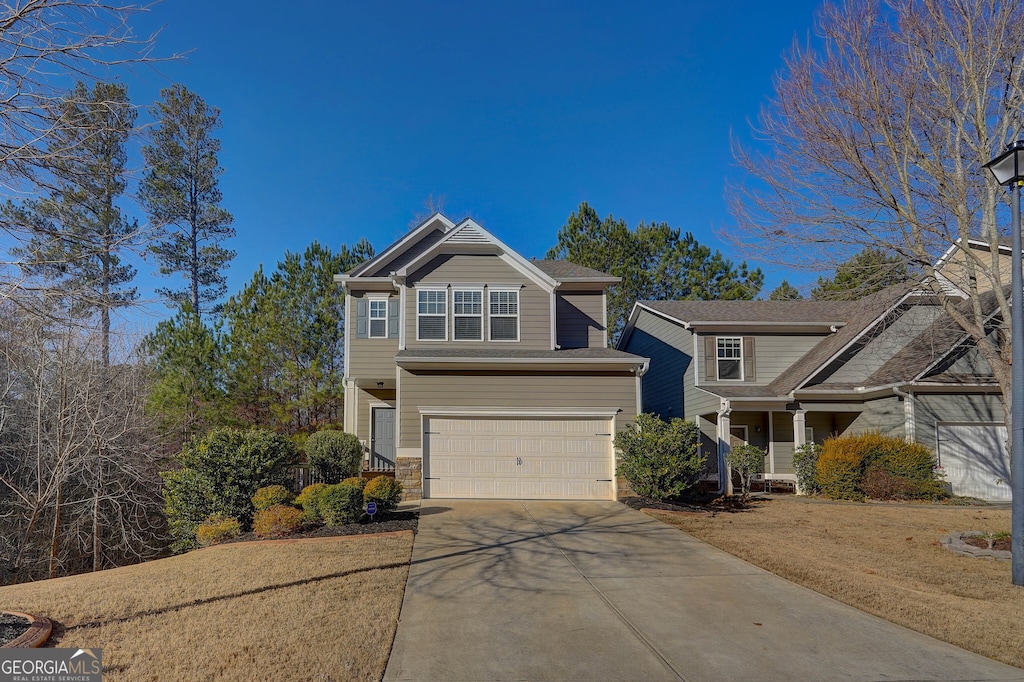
[384,500,1022,681]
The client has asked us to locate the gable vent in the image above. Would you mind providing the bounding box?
[446,223,491,245]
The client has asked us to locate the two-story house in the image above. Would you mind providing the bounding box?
[336,213,649,501]
[617,280,1010,500]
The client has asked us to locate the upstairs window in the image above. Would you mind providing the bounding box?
[453,290,483,341]
[368,299,388,338]
[489,289,519,341]
[717,337,742,380]
[417,289,447,341]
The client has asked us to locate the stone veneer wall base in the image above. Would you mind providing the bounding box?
[396,457,422,501]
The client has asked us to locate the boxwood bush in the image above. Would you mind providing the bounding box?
[252,484,294,511]
[253,504,305,538]
[320,481,365,526]
[364,476,403,512]
[306,429,362,484]
[295,483,329,522]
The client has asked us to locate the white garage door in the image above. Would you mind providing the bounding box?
[424,416,614,499]
[936,423,1011,501]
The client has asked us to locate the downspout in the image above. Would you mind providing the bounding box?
[892,385,915,442]
[634,361,650,415]
[717,399,732,495]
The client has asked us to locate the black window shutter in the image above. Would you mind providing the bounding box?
[743,337,756,382]
[388,297,399,339]
[356,299,368,339]
[703,336,716,381]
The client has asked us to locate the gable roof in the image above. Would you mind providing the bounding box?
[768,283,917,394]
[337,213,618,293]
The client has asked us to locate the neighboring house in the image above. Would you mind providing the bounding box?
[336,213,649,501]
[618,281,1011,501]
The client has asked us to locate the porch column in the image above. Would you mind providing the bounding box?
[718,404,733,496]
[793,410,807,495]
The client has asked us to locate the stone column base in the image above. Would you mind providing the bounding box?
[395,457,422,501]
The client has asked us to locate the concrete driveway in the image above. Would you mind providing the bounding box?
[384,500,1023,682]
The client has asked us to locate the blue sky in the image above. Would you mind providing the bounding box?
[120,0,823,323]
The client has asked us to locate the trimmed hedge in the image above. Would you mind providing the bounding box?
[252,485,294,511]
[364,476,402,512]
[816,432,946,501]
[306,430,362,484]
[253,504,305,538]
[320,481,364,526]
[295,483,329,522]
[195,514,241,547]
[614,413,705,501]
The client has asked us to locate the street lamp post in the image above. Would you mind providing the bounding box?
[984,139,1024,586]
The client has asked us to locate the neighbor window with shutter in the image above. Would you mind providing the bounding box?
[717,337,743,380]
[417,289,447,341]
[489,289,519,341]
[453,289,483,340]
[368,298,388,338]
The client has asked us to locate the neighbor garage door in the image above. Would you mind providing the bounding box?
[423,416,614,499]
[936,423,1011,501]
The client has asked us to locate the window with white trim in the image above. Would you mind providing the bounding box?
[417,289,447,341]
[453,289,483,340]
[717,337,742,380]
[489,289,519,341]
[368,298,388,338]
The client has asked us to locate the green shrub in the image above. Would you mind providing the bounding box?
[253,504,306,538]
[817,436,866,500]
[306,429,363,484]
[195,514,241,547]
[252,484,294,511]
[296,483,329,522]
[727,444,765,497]
[793,443,821,495]
[364,476,403,512]
[614,413,705,501]
[342,476,366,490]
[320,481,364,526]
[161,467,217,552]
[162,428,299,545]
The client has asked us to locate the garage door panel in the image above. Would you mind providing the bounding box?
[937,424,1011,501]
[424,416,613,500]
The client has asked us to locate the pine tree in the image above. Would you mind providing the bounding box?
[769,280,803,301]
[811,248,909,301]
[547,202,763,342]
[3,81,138,366]
[140,85,235,319]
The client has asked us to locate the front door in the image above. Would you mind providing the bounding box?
[371,407,396,469]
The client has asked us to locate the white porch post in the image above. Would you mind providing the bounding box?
[718,402,733,496]
[793,410,807,495]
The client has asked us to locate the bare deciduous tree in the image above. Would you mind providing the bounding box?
[729,0,1024,423]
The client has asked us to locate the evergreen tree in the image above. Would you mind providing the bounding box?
[3,81,138,366]
[144,304,225,447]
[547,202,763,342]
[140,85,235,319]
[769,280,803,301]
[811,248,910,301]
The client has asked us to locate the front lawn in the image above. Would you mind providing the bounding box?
[646,498,1023,669]
[0,532,413,681]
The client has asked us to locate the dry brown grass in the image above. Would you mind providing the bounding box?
[647,498,1024,668]
[0,532,413,681]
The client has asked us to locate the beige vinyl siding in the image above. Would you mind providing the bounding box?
[355,387,396,443]
[914,393,1003,447]
[556,292,606,348]
[347,294,399,379]
[405,254,551,350]
[696,333,825,386]
[936,246,1009,295]
[771,412,795,474]
[397,369,636,448]
[687,386,721,420]
[624,309,693,419]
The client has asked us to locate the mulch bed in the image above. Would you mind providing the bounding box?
[222,509,418,545]
[620,494,767,514]
[0,613,29,647]
[963,534,1012,552]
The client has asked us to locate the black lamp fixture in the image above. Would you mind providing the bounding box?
[984,140,1024,185]
[983,139,1024,587]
